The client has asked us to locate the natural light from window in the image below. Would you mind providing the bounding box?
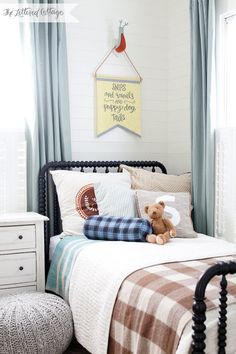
[221,14,236,128]
[0,20,34,132]
[215,11,236,241]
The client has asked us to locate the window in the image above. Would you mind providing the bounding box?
[215,11,236,241]
[0,20,32,212]
[218,12,236,128]
[0,21,25,131]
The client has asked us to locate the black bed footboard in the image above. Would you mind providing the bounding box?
[192,260,236,354]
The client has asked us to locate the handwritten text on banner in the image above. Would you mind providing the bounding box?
[96,76,141,136]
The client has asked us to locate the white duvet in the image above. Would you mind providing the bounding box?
[69,235,236,354]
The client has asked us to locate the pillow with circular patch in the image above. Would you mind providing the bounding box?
[50,170,131,236]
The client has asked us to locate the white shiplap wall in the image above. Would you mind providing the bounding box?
[65,0,190,174]
[167,0,191,173]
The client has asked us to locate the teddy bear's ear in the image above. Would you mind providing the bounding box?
[144,205,149,214]
[158,201,165,208]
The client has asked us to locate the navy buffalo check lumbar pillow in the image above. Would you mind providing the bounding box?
[83,215,152,242]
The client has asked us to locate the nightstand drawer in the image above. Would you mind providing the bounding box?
[0,225,35,251]
[0,253,36,286]
[0,286,36,296]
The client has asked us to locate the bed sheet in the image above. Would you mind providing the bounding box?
[49,235,62,260]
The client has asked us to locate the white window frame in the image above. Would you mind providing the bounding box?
[217,10,236,128]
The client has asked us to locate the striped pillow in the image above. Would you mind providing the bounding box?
[94,182,137,217]
[83,216,152,242]
[120,165,191,193]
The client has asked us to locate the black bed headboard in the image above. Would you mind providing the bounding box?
[38,160,167,269]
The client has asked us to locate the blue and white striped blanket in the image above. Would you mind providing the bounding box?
[46,236,99,300]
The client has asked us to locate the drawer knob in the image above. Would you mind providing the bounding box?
[18,235,23,240]
[19,266,24,271]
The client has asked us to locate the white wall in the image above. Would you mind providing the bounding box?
[65,0,190,174]
[167,0,191,174]
[217,0,236,13]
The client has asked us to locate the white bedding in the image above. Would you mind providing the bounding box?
[69,235,236,354]
[49,235,62,260]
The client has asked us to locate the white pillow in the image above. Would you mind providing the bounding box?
[94,182,137,218]
[50,170,131,235]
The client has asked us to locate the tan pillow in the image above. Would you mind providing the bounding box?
[136,189,197,238]
[121,165,191,193]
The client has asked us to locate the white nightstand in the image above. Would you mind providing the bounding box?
[0,212,48,296]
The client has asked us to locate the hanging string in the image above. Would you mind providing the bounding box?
[123,50,142,82]
[94,47,142,83]
[94,47,115,78]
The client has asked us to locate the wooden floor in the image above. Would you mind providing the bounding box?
[64,338,90,354]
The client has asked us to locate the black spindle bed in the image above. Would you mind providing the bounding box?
[38,160,236,354]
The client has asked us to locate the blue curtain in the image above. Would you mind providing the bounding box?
[24,1,72,211]
[190,0,216,236]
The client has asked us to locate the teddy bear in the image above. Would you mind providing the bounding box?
[145,201,176,245]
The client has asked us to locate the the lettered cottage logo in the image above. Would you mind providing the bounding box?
[0,3,78,22]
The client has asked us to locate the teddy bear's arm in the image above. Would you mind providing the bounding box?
[163,218,176,236]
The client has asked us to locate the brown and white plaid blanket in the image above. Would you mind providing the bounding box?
[108,256,236,354]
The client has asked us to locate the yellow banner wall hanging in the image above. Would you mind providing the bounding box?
[96,75,141,136]
[95,21,142,137]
